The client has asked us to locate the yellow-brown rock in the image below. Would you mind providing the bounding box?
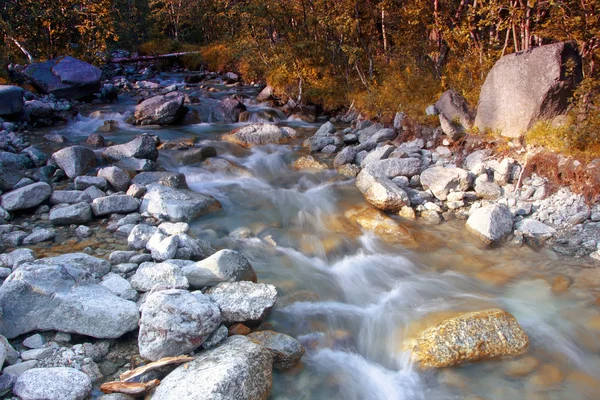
[344,206,416,246]
[412,309,529,368]
[293,155,328,170]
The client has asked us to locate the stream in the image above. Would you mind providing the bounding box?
[40,74,600,400]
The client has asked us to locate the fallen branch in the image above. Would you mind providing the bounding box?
[119,355,195,382]
[100,379,160,395]
[107,51,202,63]
[8,36,34,64]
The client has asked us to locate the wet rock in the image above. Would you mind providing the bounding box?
[0,248,35,269]
[50,190,91,205]
[229,323,251,336]
[181,249,257,289]
[0,85,23,115]
[551,275,571,294]
[128,224,158,249]
[0,182,51,211]
[305,136,336,152]
[52,146,97,179]
[130,261,189,292]
[132,172,187,189]
[134,93,187,125]
[247,330,304,370]
[293,155,327,170]
[467,204,514,244]
[420,167,471,201]
[333,146,358,168]
[91,195,139,216]
[356,167,410,212]
[412,309,529,368]
[174,146,217,166]
[23,228,55,245]
[75,225,92,238]
[337,164,360,178]
[116,157,157,172]
[86,133,105,147]
[98,166,131,192]
[138,289,221,361]
[22,146,49,167]
[345,206,415,245]
[74,175,108,191]
[212,97,246,123]
[14,367,92,400]
[0,151,27,191]
[148,336,272,400]
[207,281,277,324]
[140,184,220,222]
[504,356,540,377]
[49,202,92,225]
[223,124,299,147]
[103,135,159,162]
[174,233,216,260]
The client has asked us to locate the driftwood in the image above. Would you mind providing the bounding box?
[100,379,160,395]
[119,355,195,382]
[108,51,202,63]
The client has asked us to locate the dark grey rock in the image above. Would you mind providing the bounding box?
[49,202,92,225]
[0,85,23,115]
[52,146,97,178]
[102,135,159,162]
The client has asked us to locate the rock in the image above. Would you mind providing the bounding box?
[435,89,474,130]
[86,133,105,147]
[0,263,138,339]
[466,204,514,244]
[98,166,131,192]
[13,367,92,400]
[83,185,106,201]
[181,250,257,289]
[439,113,466,142]
[315,122,336,136]
[333,146,358,168]
[256,85,275,102]
[134,93,187,125]
[0,182,51,211]
[515,219,556,242]
[420,167,471,201]
[475,42,582,138]
[394,111,406,128]
[357,123,385,143]
[304,136,336,152]
[0,85,23,116]
[0,151,27,191]
[52,146,97,178]
[128,224,158,250]
[412,309,529,368]
[202,325,229,350]
[366,128,396,144]
[174,234,216,260]
[356,167,410,212]
[75,225,92,238]
[344,206,415,245]
[360,145,395,167]
[33,253,110,279]
[49,202,92,225]
[1,334,19,363]
[293,155,327,170]
[149,336,272,400]
[130,261,189,292]
[21,348,53,361]
[116,157,157,172]
[229,323,251,336]
[207,281,277,324]
[337,164,361,177]
[475,180,502,200]
[109,251,138,265]
[100,273,137,301]
[140,184,220,222]
[365,158,422,178]
[223,124,299,147]
[74,176,108,191]
[126,184,146,198]
[24,56,102,99]
[0,248,35,269]
[212,97,246,123]
[0,373,15,394]
[138,289,221,361]
[50,190,91,205]
[91,195,139,216]
[23,228,55,245]
[132,172,187,189]
[2,231,27,247]
[247,330,304,370]
[174,147,217,166]
[146,233,179,262]
[2,360,38,378]
[103,136,159,162]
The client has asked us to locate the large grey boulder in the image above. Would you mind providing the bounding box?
[49,202,92,225]
[0,248,35,269]
[13,367,92,400]
[52,146,97,178]
[0,264,139,339]
[435,89,474,130]
[0,182,51,211]
[356,167,410,212]
[98,166,131,192]
[130,261,189,292]
[138,289,221,361]
[33,252,110,279]
[102,135,159,162]
[91,195,139,216]
[0,151,27,191]
[420,167,471,200]
[247,330,304,370]
[134,92,187,125]
[24,56,102,100]
[140,184,220,222]
[182,249,257,289]
[132,171,187,189]
[467,204,514,244]
[475,42,583,137]
[222,124,299,147]
[148,336,272,400]
[207,281,277,324]
[0,85,24,115]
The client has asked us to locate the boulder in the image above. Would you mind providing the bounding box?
[102,135,159,162]
[412,309,529,368]
[148,336,272,400]
[91,195,139,216]
[52,146,97,178]
[138,289,221,361]
[0,85,24,115]
[130,261,189,292]
[0,248,35,269]
[49,202,92,225]
[13,367,92,400]
[174,146,217,166]
[514,219,556,242]
[207,281,277,324]
[32,252,110,279]
[74,175,108,191]
[134,93,187,125]
[0,151,27,191]
[475,42,583,137]
[212,97,247,123]
[247,330,304,370]
[50,190,91,205]
[132,172,187,189]
[366,128,396,144]
[24,56,102,100]
[98,166,131,192]
[223,124,299,147]
[355,168,410,212]
[140,184,220,222]
[181,250,257,289]
[435,89,474,130]
[466,204,514,244]
[0,182,51,211]
[0,264,138,339]
[420,167,471,201]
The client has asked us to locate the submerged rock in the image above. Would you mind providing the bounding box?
[356,167,410,212]
[247,330,304,370]
[223,124,300,147]
[412,309,529,368]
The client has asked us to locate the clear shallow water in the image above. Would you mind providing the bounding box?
[50,82,600,399]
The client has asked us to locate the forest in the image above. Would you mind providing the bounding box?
[1,0,599,155]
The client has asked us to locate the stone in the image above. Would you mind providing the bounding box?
[223,124,299,147]
[207,281,277,324]
[467,204,514,244]
[356,167,410,212]
[412,309,529,368]
[0,85,24,115]
[247,330,304,370]
[305,136,336,152]
[98,166,131,192]
[128,224,158,249]
[357,123,385,143]
[91,195,139,216]
[174,234,216,260]
[2,360,38,378]
[504,356,540,377]
[3,231,27,247]
[420,167,471,201]
[399,206,417,219]
[551,276,571,294]
[101,273,137,300]
[256,85,275,102]
[140,184,220,222]
[130,261,189,292]
[464,150,490,171]
[0,334,19,363]
[202,325,229,350]
[0,373,15,395]
[52,146,97,179]
[116,157,157,172]
[360,145,395,168]
[132,172,187,189]
[293,155,327,170]
[475,180,502,200]
[102,135,159,162]
[182,250,257,289]
[515,219,556,241]
[22,228,55,245]
[33,253,110,279]
[435,89,474,129]
[13,367,92,400]
[24,56,102,99]
[148,336,272,400]
[314,122,336,136]
[0,182,51,211]
[439,113,466,142]
[0,151,27,191]
[0,248,35,269]
[134,93,187,125]
[49,202,92,225]
[126,184,146,198]
[50,190,91,205]
[475,42,582,138]
[229,323,251,336]
[333,146,358,168]
[366,128,396,144]
[157,222,189,235]
[0,263,138,339]
[21,348,53,361]
[146,233,179,262]
[109,251,138,265]
[138,289,221,361]
[212,97,246,123]
[86,133,105,147]
[364,158,422,178]
[174,146,217,166]
[74,176,108,191]
[75,225,92,238]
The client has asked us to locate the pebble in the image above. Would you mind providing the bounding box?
[23,333,46,349]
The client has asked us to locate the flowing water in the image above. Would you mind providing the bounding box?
[43,75,600,399]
